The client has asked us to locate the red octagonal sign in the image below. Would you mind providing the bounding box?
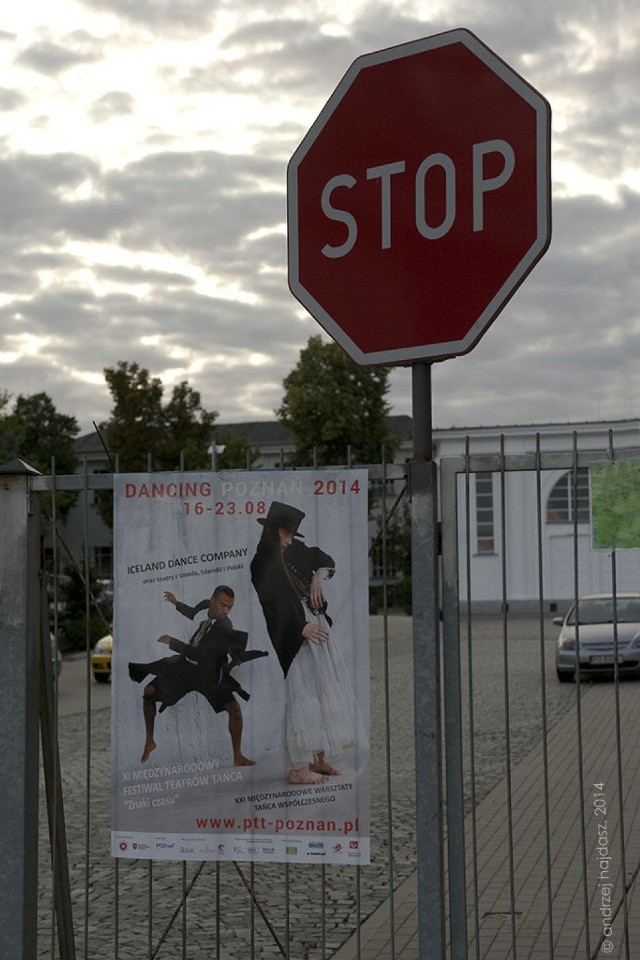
[287,29,551,365]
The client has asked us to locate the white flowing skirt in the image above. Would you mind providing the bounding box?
[284,607,366,765]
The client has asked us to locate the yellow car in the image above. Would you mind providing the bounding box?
[91,635,112,683]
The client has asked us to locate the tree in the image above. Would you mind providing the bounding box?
[102,361,241,471]
[276,336,398,466]
[210,426,257,470]
[0,391,79,520]
[0,391,79,473]
[56,565,112,650]
[97,362,253,525]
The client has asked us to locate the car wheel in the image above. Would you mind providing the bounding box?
[556,668,573,683]
[94,673,110,684]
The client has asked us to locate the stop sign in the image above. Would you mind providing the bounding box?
[287,29,551,365]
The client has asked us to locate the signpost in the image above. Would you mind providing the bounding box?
[287,27,551,960]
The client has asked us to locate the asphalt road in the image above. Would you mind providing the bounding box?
[370,611,577,803]
[56,652,111,716]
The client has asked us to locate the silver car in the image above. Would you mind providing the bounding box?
[555,593,640,682]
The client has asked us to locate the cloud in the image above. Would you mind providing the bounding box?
[15,31,105,75]
[89,91,135,122]
[0,87,27,110]
[80,0,217,34]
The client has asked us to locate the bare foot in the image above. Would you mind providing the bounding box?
[288,766,328,785]
[234,755,256,766]
[310,760,342,776]
[141,741,156,763]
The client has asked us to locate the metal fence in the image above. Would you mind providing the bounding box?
[2,432,640,959]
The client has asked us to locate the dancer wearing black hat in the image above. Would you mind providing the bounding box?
[250,501,364,785]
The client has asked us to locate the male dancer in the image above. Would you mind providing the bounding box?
[128,585,267,764]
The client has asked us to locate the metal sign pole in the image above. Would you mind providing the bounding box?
[410,362,446,958]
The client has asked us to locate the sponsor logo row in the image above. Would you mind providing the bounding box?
[115,835,365,862]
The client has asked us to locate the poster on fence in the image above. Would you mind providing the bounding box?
[590,460,640,549]
[111,469,370,864]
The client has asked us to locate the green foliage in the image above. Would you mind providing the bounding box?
[385,497,413,581]
[590,460,640,549]
[371,494,413,612]
[0,391,79,472]
[57,566,111,650]
[102,361,218,471]
[97,362,254,526]
[211,428,259,470]
[276,335,398,466]
[0,391,79,520]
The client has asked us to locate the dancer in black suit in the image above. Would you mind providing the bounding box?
[128,585,266,764]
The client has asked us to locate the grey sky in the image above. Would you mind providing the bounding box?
[0,1,638,434]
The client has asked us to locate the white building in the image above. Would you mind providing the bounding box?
[432,419,640,611]
[66,417,640,611]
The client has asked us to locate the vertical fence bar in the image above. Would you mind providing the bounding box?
[148,861,153,960]
[440,454,467,959]
[571,433,591,960]
[498,435,518,959]
[82,459,92,960]
[320,863,327,959]
[609,549,631,958]
[215,862,221,960]
[534,434,556,959]
[182,861,187,959]
[285,862,290,960]
[464,442,481,960]
[112,452,120,960]
[354,866,361,960]
[379,448,396,960]
[250,862,256,959]
[115,859,120,960]
[0,461,41,960]
[607,430,631,959]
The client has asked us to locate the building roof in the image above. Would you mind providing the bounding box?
[73,415,415,455]
[214,420,293,445]
[72,415,640,460]
[74,429,110,456]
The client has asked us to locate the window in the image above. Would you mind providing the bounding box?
[88,468,110,505]
[370,545,385,582]
[92,545,113,578]
[475,472,495,553]
[546,467,590,524]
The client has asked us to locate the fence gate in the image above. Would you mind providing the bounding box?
[1,433,639,959]
[439,440,640,960]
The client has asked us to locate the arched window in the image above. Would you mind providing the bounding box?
[546,467,590,523]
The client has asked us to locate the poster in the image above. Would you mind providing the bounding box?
[111,469,370,864]
[590,460,640,549]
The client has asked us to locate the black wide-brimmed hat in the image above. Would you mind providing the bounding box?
[257,501,305,537]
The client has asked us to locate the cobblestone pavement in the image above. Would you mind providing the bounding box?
[37,614,576,959]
